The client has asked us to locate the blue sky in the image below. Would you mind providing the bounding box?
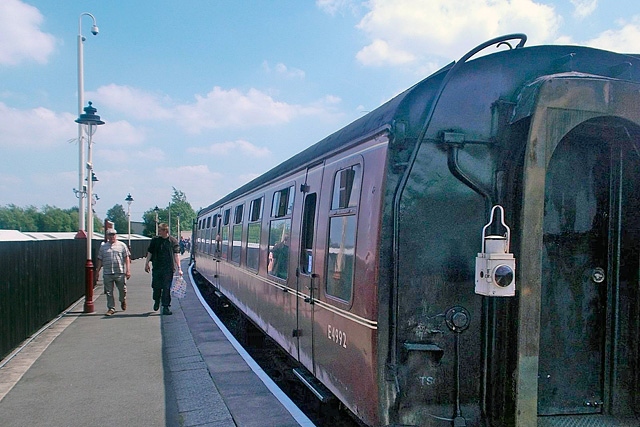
[1,0,639,222]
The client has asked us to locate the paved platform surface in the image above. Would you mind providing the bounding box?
[0,254,313,427]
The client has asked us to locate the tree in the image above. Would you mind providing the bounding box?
[0,204,37,231]
[106,204,128,234]
[38,205,75,232]
[141,188,196,238]
[168,187,196,238]
[0,204,88,232]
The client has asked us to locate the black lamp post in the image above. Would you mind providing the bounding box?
[125,193,134,250]
[154,206,160,235]
[75,101,105,314]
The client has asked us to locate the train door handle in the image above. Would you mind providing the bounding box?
[591,267,605,283]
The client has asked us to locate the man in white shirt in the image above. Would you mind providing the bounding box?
[95,228,131,316]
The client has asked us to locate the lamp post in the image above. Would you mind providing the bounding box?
[76,12,99,237]
[125,193,134,250]
[177,213,181,241]
[76,101,105,314]
[154,206,159,235]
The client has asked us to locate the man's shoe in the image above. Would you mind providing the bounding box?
[162,307,172,315]
[121,300,127,311]
[153,300,160,311]
[105,308,115,316]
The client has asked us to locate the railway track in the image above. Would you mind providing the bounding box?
[192,270,362,427]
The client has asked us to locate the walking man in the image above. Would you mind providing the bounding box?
[95,228,131,316]
[145,222,182,315]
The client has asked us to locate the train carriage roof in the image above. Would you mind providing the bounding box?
[199,41,640,215]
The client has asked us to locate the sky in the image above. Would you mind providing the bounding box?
[1,0,639,223]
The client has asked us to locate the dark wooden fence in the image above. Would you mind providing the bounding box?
[0,236,150,360]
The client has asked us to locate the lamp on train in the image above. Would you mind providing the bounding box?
[125,193,134,250]
[76,101,105,313]
[475,205,516,297]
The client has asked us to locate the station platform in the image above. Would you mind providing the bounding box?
[0,255,314,427]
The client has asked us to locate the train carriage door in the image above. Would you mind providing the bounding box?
[516,77,640,425]
[539,120,640,417]
[296,163,324,370]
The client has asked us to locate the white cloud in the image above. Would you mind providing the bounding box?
[0,102,76,148]
[96,147,165,164]
[262,61,306,79]
[174,87,300,133]
[355,0,561,66]
[356,39,415,66]
[88,84,173,120]
[90,83,344,135]
[188,139,271,158]
[0,0,57,65]
[93,119,147,147]
[583,17,640,53]
[316,0,360,15]
[570,0,597,19]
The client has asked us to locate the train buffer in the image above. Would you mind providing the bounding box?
[0,256,314,427]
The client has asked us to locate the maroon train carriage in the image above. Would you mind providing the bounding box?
[193,34,640,426]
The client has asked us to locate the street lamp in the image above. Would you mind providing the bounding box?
[76,101,105,314]
[125,193,134,250]
[76,12,99,237]
[177,213,181,241]
[154,206,160,235]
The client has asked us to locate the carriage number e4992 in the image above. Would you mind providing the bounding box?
[327,324,347,348]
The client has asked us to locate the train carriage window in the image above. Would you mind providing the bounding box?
[221,208,230,260]
[268,219,291,279]
[326,164,362,301]
[268,186,293,279]
[327,216,357,301]
[271,186,295,218]
[210,214,220,255]
[247,197,263,271]
[331,164,361,209]
[232,205,243,264]
[250,197,263,221]
[196,219,201,251]
[205,215,212,254]
[300,193,317,274]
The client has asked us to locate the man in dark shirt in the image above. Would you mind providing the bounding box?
[144,223,182,315]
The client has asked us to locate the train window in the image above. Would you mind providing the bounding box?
[232,224,242,264]
[326,164,361,302]
[223,209,230,226]
[234,205,244,224]
[249,197,263,221]
[268,219,291,279]
[331,165,362,210]
[247,197,263,271]
[221,208,231,260]
[221,225,229,260]
[271,186,294,218]
[232,205,244,264]
[326,215,356,301]
[247,222,261,270]
[208,214,218,255]
[205,215,212,254]
[299,193,317,274]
